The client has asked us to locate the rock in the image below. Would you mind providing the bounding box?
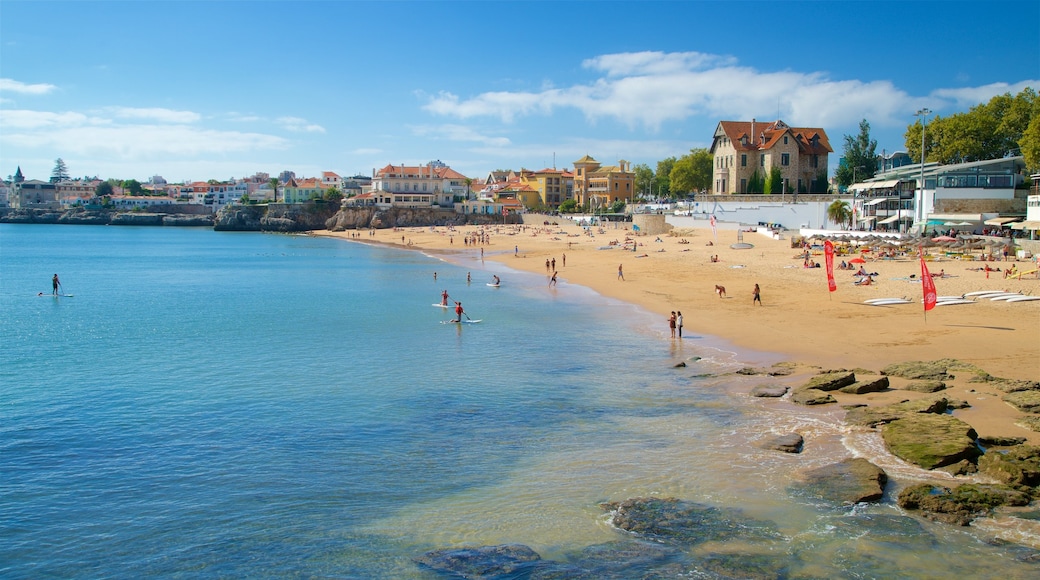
[1003,390,1040,413]
[979,436,1028,447]
[975,376,1040,393]
[897,483,1031,526]
[844,397,949,428]
[881,414,981,470]
[760,433,803,453]
[801,371,856,391]
[673,361,686,368]
[790,388,836,406]
[881,360,956,381]
[415,544,542,578]
[904,380,947,393]
[110,212,163,225]
[749,385,788,398]
[978,445,1040,488]
[565,540,677,577]
[693,553,790,580]
[936,459,978,476]
[793,457,887,504]
[600,497,781,546]
[735,366,767,376]
[1017,416,1040,432]
[839,376,890,394]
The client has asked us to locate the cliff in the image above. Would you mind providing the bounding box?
[325,206,521,231]
[0,207,215,226]
[213,202,340,232]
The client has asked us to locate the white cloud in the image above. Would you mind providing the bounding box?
[351,147,383,155]
[106,107,201,123]
[930,81,1040,109]
[277,116,326,133]
[423,51,1037,132]
[0,109,102,129]
[409,124,511,147]
[0,78,57,95]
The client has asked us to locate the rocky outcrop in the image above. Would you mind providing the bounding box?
[325,206,522,231]
[1,207,215,227]
[897,483,1032,526]
[109,212,164,226]
[881,414,981,469]
[415,544,543,578]
[601,497,781,545]
[839,376,890,394]
[977,445,1040,489]
[801,371,856,391]
[791,389,836,405]
[904,380,947,393]
[793,457,887,504]
[1003,390,1040,413]
[844,397,949,428]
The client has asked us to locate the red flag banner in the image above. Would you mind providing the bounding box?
[824,240,836,292]
[920,248,937,311]
[709,214,717,240]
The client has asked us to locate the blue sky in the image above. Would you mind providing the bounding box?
[2,1,1038,184]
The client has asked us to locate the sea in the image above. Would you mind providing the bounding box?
[2,223,1038,579]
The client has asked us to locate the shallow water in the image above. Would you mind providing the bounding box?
[1,224,1037,578]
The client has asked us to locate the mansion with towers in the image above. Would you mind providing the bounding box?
[710,119,833,195]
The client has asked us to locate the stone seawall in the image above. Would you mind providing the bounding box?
[0,207,215,226]
[325,207,521,231]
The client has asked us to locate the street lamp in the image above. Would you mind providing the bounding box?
[915,108,932,231]
[852,166,864,230]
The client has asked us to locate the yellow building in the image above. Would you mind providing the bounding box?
[572,155,635,209]
[518,168,571,210]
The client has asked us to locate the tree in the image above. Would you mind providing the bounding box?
[269,177,279,203]
[559,199,578,213]
[827,199,852,230]
[746,170,764,194]
[669,148,713,195]
[835,119,878,187]
[50,158,70,183]
[1021,98,1040,172]
[323,186,344,203]
[632,163,655,198]
[763,166,783,195]
[95,181,114,197]
[121,179,143,196]
[655,157,676,198]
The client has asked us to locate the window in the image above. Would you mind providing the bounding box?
[741,154,747,167]
[781,153,790,166]
[783,136,788,144]
[812,155,819,168]
[740,179,747,193]
[760,154,765,166]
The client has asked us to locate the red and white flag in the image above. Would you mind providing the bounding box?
[920,248,937,311]
[824,240,836,292]
[709,214,717,241]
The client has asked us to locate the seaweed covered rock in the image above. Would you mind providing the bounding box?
[978,445,1040,489]
[844,397,949,428]
[415,544,542,578]
[790,388,836,406]
[793,458,887,504]
[904,380,947,393]
[881,360,957,381]
[1003,390,1040,414]
[839,376,890,394]
[897,483,1032,526]
[600,497,781,546]
[881,414,980,470]
[801,371,856,392]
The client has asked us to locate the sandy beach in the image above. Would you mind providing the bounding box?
[317,217,1040,445]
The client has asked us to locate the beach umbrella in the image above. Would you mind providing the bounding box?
[932,235,957,242]
[849,257,866,264]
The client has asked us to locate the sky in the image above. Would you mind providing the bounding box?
[2,1,1038,185]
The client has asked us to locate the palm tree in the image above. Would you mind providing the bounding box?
[827,199,852,229]
[269,177,279,203]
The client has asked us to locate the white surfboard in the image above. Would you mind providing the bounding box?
[864,297,908,304]
[1005,295,1040,302]
[487,283,500,288]
[432,303,450,308]
[989,293,1023,301]
[934,299,976,306]
[866,299,911,306]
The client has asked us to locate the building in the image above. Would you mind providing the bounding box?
[12,179,59,209]
[517,168,572,210]
[710,119,832,194]
[280,177,323,203]
[367,161,470,208]
[572,155,635,209]
[321,171,342,190]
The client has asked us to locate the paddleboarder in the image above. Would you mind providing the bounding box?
[52,274,61,296]
[453,301,465,323]
[441,289,450,306]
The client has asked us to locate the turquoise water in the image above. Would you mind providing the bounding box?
[1,224,1038,578]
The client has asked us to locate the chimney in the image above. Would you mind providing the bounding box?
[751,118,755,145]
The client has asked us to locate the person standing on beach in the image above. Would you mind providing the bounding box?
[52,274,60,296]
[562,253,566,267]
[676,311,683,338]
[668,311,676,338]
[551,257,556,271]
[753,284,762,305]
[618,264,624,281]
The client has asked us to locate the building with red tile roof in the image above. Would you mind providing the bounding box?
[572,155,635,209]
[710,118,832,194]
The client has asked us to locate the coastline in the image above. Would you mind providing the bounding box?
[315,218,1040,446]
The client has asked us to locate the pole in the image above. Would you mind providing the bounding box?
[915,108,931,232]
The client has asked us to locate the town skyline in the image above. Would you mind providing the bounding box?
[2,1,1038,183]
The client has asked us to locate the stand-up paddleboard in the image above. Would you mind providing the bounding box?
[934,299,976,306]
[432,303,450,308]
[40,293,74,297]
[1005,295,1040,302]
[487,283,500,288]
[989,293,1023,301]
[441,319,482,324]
[964,290,1004,297]
[861,299,911,305]
[866,299,912,306]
